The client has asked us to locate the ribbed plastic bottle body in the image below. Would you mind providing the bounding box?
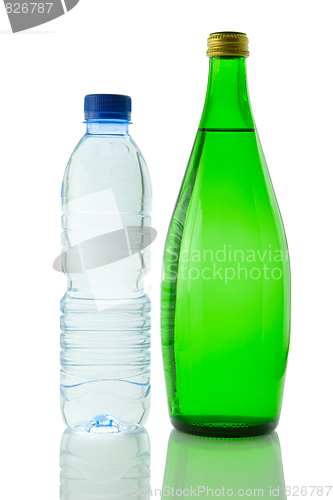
[60,123,152,432]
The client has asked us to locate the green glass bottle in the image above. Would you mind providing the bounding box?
[161,32,290,437]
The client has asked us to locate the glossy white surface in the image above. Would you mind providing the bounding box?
[0,0,332,497]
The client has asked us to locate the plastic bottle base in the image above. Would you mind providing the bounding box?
[71,414,140,434]
[170,416,279,438]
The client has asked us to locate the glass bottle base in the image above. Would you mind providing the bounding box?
[170,416,278,438]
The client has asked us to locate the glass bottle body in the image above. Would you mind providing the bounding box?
[161,57,290,437]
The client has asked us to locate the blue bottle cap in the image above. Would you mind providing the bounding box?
[84,94,132,121]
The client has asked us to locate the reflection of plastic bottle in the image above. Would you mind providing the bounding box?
[60,427,151,499]
[162,429,286,499]
[60,95,152,432]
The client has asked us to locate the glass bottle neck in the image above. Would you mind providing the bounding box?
[199,56,254,130]
[86,120,130,135]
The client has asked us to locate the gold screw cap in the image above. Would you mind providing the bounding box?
[207,32,249,58]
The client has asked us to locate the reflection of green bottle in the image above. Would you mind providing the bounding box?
[162,430,286,499]
[161,32,290,437]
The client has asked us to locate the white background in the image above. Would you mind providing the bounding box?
[0,0,332,497]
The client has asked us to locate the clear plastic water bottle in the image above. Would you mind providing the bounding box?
[60,94,152,433]
[60,427,151,499]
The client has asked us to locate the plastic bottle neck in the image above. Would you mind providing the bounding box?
[199,56,254,130]
[86,120,130,135]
